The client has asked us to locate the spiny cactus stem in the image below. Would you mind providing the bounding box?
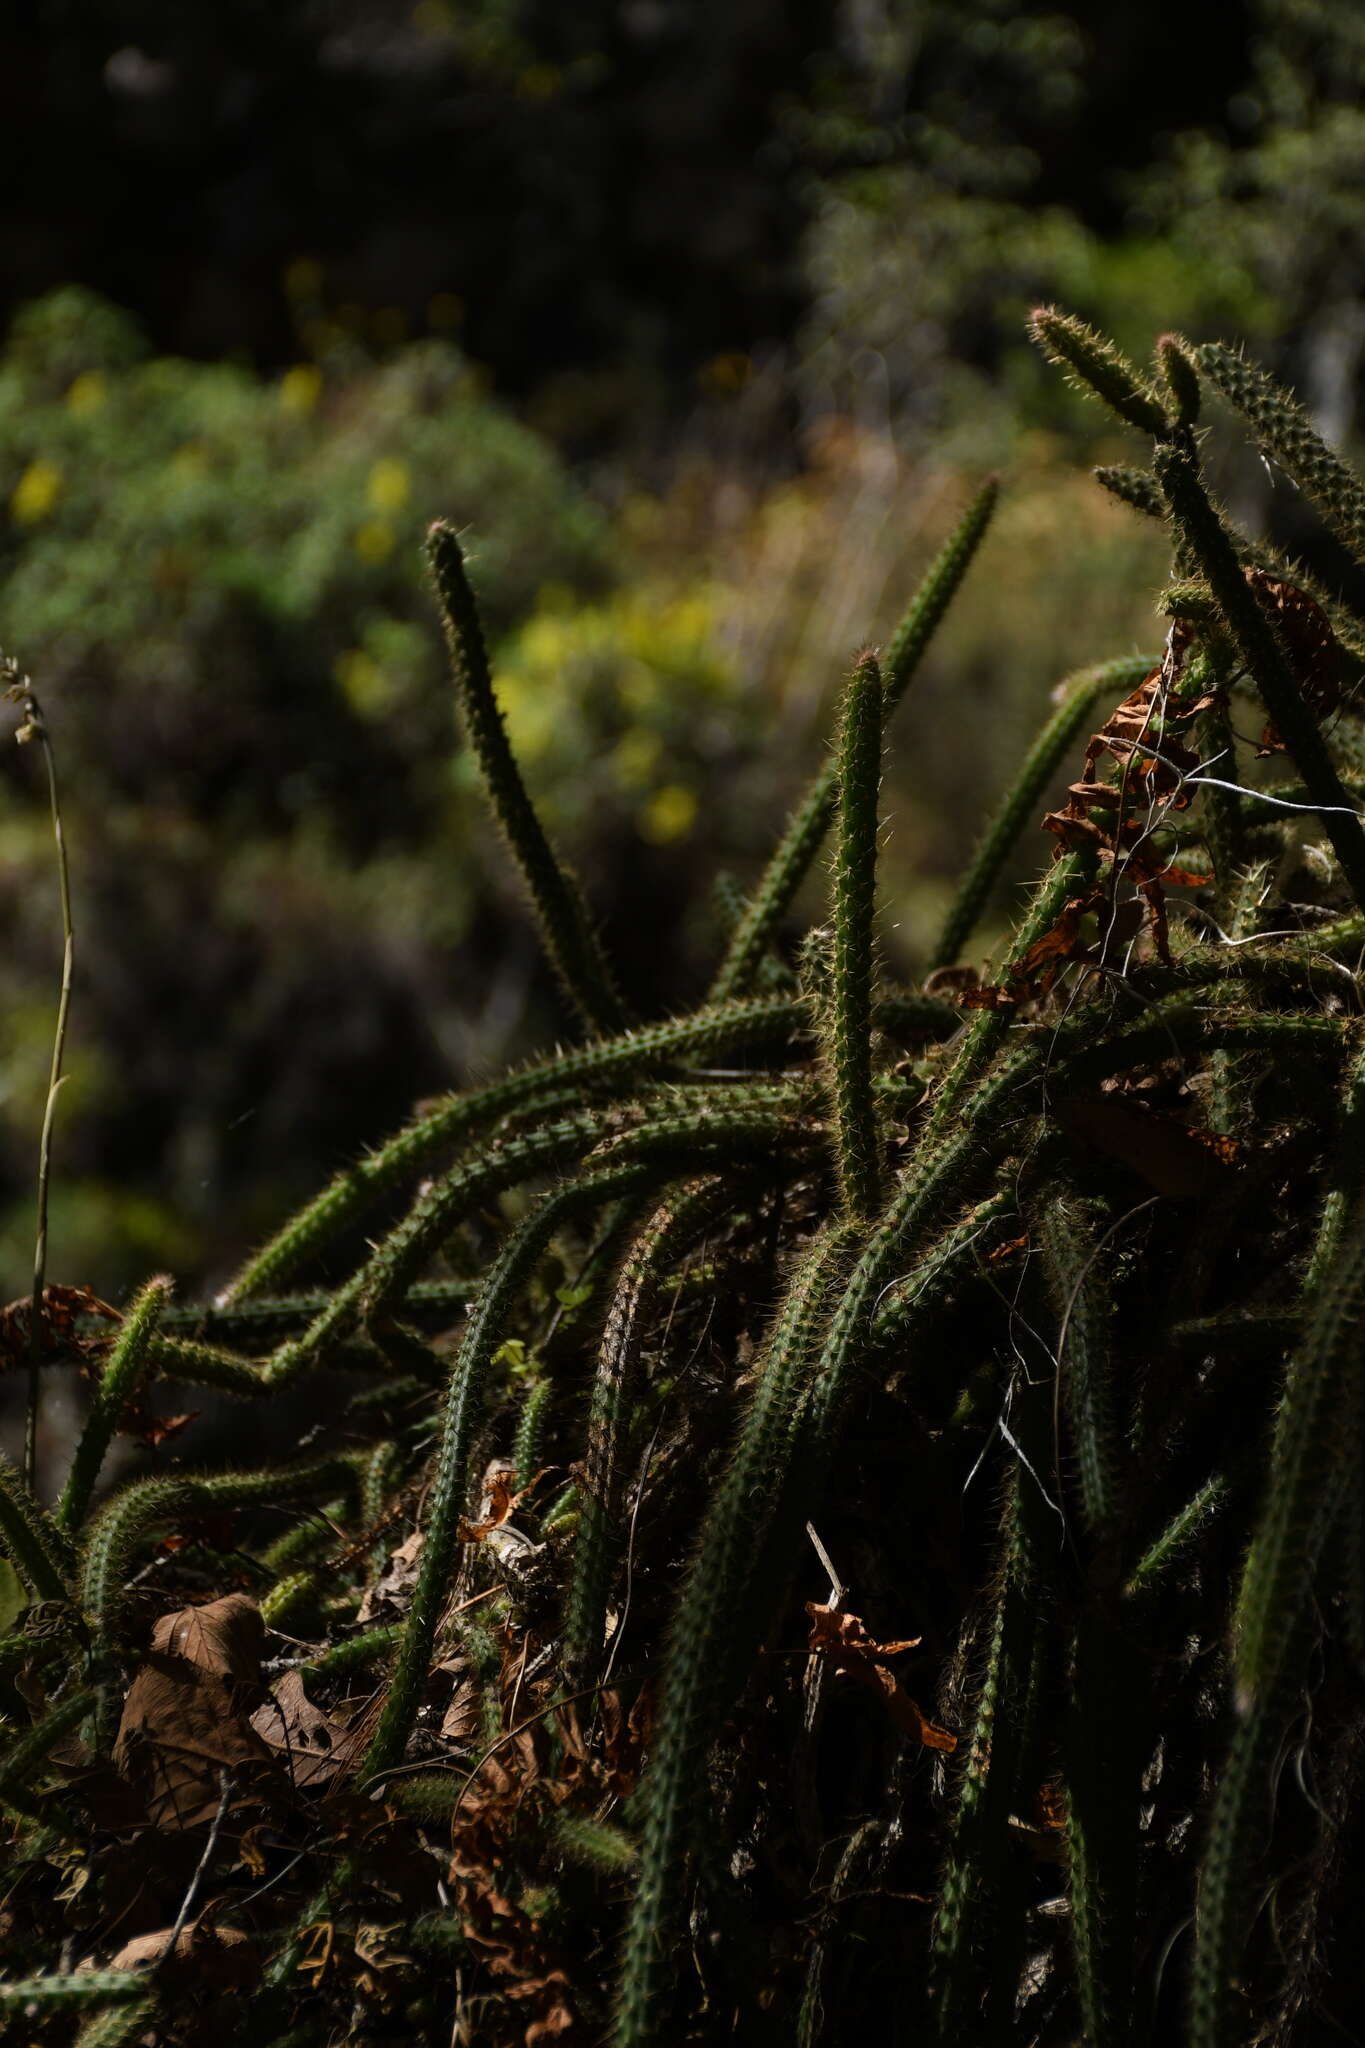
[613,1224,856,2046]
[931,1457,1053,2042]
[221,991,809,1303]
[565,1175,730,1679]
[362,1159,663,1780]
[427,520,628,1038]
[0,1971,150,2009]
[57,1277,171,1531]
[826,652,885,1221]
[1153,443,1365,912]
[0,1449,76,1602]
[1199,340,1365,564]
[80,1456,358,1665]
[1233,1192,1365,1713]
[0,1685,98,1819]
[1123,1473,1230,1601]
[1156,332,1201,428]
[1029,306,1170,437]
[924,851,1087,1143]
[1039,1190,1122,1545]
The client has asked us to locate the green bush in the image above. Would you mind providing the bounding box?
[5,311,1365,2046]
[0,292,788,1292]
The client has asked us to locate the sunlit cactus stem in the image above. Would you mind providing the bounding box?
[1153,441,1365,912]
[57,1276,171,1532]
[825,650,884,1222]
[427,519,628,1037]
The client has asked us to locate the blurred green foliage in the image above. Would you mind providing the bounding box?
[0,291,780,1304]
[795,0,1361,462]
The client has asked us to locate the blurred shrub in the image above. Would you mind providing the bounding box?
[788,0,1364,460]
[0,291,800,1298]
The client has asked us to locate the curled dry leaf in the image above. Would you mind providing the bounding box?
[804,1602,957,1752]
[119,1403,199,1450]
[151,1593,263,1680]
[922,963,981,1001]
[0,1283,119,1370]
[356,1529,424,1625]
[114,1594,275,1829]
[598,1683,654,1800]
[459,1459,552,1544]
[438,1652,483,1745]
[353,1920,416,1973]
[101,1919,258,1994]
[1245,568,1341,753]
[249,1668,368,1791]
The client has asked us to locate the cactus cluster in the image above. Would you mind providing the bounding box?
[5,311,1365,2045]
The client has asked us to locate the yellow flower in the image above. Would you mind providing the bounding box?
[10,459,63,525]
[610,729,663,790]
[279,364,323,414]
[639,784,698,844]
[366,459,410,515]
[334,648,394,718]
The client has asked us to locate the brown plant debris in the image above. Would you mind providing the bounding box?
[804,1603,957,1751]
[249,1668,368,1791]
[114,1594,277,1828]
[0,1283,119,1369]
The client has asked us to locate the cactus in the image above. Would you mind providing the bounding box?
[6,312,1365,2048]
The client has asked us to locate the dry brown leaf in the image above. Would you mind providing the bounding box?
[121,1405,199,1450]
[353,1921,415,1972]
[114,1595,275,1829]
[922,963,980,1000]
[439,1656,482,1745]
[966,623,1248,1003]
[250,1669,367,1791]
[459,1458,553,1544]
[985,1234,1029,1265]
[234,1821,270,1878]
[1246,569,1342,752]
[598,1683,653,1799]
[104,1919,257,1993]
[356,1530,424,1625]
[151,1594,263,1680]
[804,1602,957,1752]
[0,1284,119,1371]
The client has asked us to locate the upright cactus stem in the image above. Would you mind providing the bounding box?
[57,1276,171,1532]
[0,1450,76,1601]
[1153,441,1365,912]
[1199,340,1365,564]
[1029,306,1170,437]
[427,520,628,1037]
[825,651,884,1223]
[1155,332,1201,428]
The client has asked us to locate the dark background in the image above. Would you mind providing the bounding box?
[4,1,1255,406]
